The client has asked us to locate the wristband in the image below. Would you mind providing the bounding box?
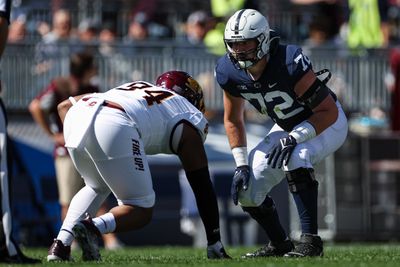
[69,96,77,105]
[232,147,248,167]
[289,121,316,143]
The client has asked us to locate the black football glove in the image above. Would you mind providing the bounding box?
[231,165,250,205]
[266,135,297,169]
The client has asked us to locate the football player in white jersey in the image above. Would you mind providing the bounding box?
[47,71,230,261]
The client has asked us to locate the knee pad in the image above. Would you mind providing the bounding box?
[286,168,318,193]
[242,195,276,219]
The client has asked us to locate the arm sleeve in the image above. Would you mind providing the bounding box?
[185,166,221,245]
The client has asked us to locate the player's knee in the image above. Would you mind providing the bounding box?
[237,190,262,207]
[285,167,318,193]
[285,144,310,169]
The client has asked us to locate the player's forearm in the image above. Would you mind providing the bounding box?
[224,120,247,148]
[57,94,88,122]
[57,98,72,123]
[185,167,221,245]
[28,101,53,136]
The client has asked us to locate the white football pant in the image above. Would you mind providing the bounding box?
[66,106,156,212]
[239,102,348,207]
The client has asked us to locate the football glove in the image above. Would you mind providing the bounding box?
[266,135,297,169]
[207,241,231,259]
[231,165,250,205]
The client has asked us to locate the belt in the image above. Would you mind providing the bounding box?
[102,101,125,113]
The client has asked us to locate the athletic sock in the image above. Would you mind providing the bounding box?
[291,184,318,234]
[57,229,75,246]
[93,212,116,234]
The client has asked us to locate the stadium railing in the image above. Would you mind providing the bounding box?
[1,42,392,115]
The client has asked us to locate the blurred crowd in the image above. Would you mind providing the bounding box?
[4,0,400,134]
[6,0,400,53]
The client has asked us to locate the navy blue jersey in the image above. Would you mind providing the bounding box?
[216,43,317,132]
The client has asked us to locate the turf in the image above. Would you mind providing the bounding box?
[18,244,400,267]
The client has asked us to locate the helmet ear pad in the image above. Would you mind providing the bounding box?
[156,71,205,113]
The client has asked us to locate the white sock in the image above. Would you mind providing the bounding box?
[57,229,75,246]
[93,213,116,234]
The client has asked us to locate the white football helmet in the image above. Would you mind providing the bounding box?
[224,9,270,69]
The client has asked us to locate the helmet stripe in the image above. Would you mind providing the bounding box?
[234,9,246,34]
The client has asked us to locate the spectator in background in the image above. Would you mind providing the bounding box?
[41,9,73,44]
[290,0,344,42]
[303,17,332,48]
[36,21,51,38]
[387,0,400,43]
[34,9,76,91]
[302,15,346,53]
[0,0,40,263]
[184,11,211,46]
[124,12,149,43]
[7,16,26,43]
[342,0,390,49]
[176,10,213,57]
[29,52,123,251]
[98,21,129,88]
[75,18,100,55]
[77,18,99,45]
[204,0,260,56]
[98,21,117,56]
[388,48,400,132]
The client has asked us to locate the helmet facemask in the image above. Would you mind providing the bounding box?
[225,33,268,69]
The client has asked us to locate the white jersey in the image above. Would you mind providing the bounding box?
[64,81,208,208]
[92,81,208,155]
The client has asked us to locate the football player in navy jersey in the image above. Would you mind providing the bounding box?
[215,9,348,257]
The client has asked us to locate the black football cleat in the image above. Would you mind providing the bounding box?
[207,241,231,259]
[242,239,294,258]
[47,239,72,262]
[284,234,323,257]
[1,253,41,264]
[72,214,102,261]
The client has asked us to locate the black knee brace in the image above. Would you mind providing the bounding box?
[286,168,318,193]
[242,195,276,219]
[242,195,287,242]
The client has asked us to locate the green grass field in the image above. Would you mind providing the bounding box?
[17,244,400,267]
